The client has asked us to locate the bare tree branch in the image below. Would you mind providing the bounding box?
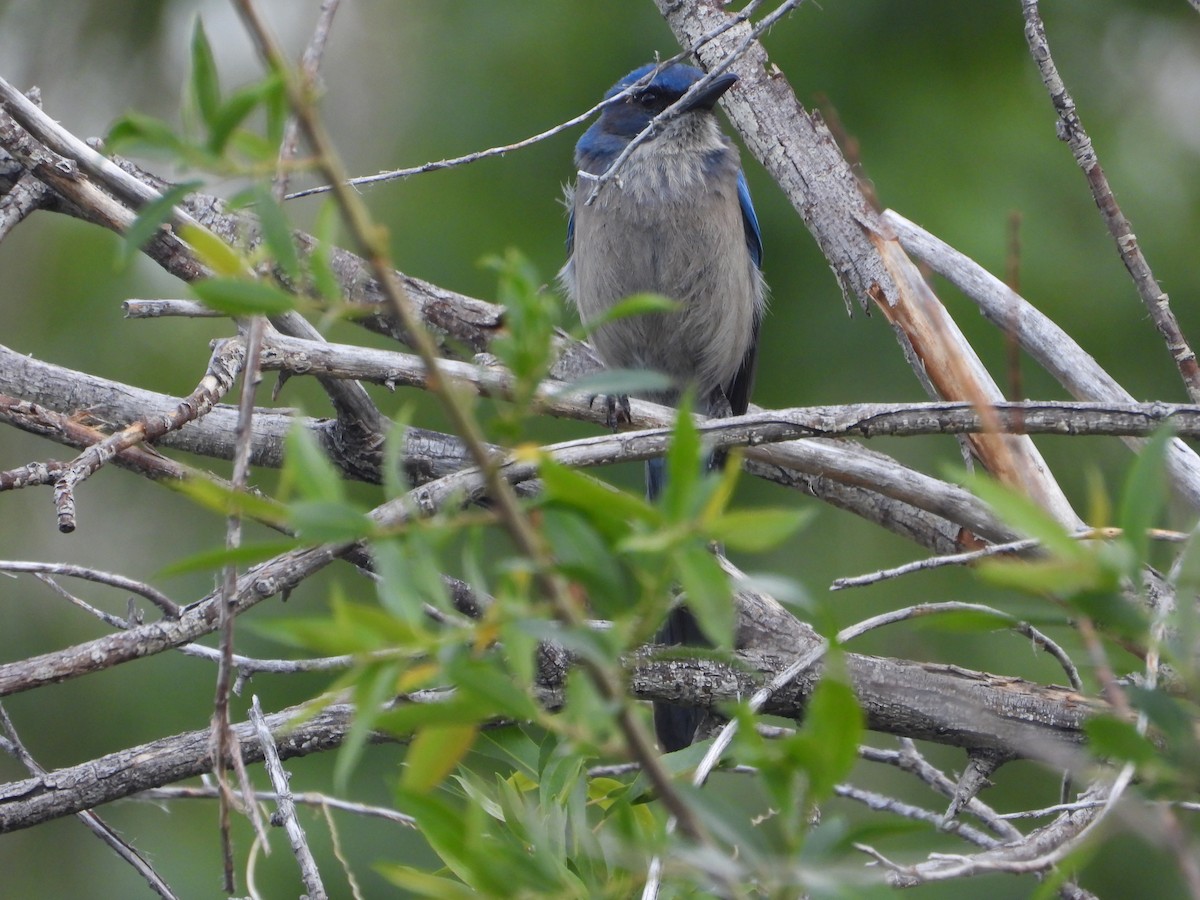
[0,702,181,899]
[1021,0,1200,404]
[249,696,328,900]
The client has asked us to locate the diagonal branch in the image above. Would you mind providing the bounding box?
[884,208,1200,510]
[1021,0,1200,404]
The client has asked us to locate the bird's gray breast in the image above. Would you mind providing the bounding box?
[566,133,761,407]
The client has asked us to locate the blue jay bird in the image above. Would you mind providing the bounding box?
[559,63,766,751]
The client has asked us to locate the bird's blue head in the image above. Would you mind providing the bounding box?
[575,63,738,163]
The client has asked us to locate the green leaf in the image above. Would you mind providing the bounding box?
[775,672,863,807]
[675,543,733,647]
[382,411,414,502]
[559,368,674,401]
[226,129,276,164]
[104,111,187,158]
[907,607,1029,633]
[252,183,301,283]
[263,73,289,148]
[179,224,245,277]
[283,423,345,504]
[475,729,542,780]
[308,201,343,302]
[482,249,558,389]
[543,508,631,616]
[1125,685,1194,744]
[157,540,299,578]
[539,458,653,535]
[977,556,1106,596]
[1084,715,1157,766]
[258,597,425,656]
[402,724,479,793]
[376,695,495,735]
[661,396,702,520]
[287,499,373,543]
[173,476,287,524]
[207,76,280,154]
[337,660,402,789]
[1118,425,1172,571]
[120,181,200,268]
[372,536,431,626]
[447,655,540,721]
[707,507,813,552]
[189,18,221,126]
[1068,589,1150,642]
[968,475,1083,560]
[204,73,283,154]
[390,791,479,889]
[577,292,678,333]
[191,277,296,315]
[376,866,475,899]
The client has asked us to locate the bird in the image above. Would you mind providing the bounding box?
[559,62,766,751]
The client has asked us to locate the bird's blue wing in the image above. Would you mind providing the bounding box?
[724,170,763,418]
[566,205,575,256]
[737,170,763,268]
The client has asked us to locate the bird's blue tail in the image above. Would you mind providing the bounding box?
[647,455,711,751]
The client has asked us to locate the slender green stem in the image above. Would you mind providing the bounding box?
[230,0,706,845]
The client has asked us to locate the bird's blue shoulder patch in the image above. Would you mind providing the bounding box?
[737,170,763,268]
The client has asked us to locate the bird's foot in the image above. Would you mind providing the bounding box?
[589,393,632,430]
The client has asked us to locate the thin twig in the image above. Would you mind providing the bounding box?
[0,702,181,900]
[284,2,773,202]
[52,337,246,532]
[859,767,1136,885]
[1022,0,1200,403]
[320,801,365,900]
[213,315,267,892]
[833,536,1042,589]
[835,783,998,848]
[250,695,328,900]
[860,741,1022,841]
[0,561,181,618]
[832,527,1187,591]
[273,0,342,199]
[836,601,1083,692]
[123,298,221,318]
[32,573,135,629]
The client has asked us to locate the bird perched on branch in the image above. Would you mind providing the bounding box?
[559,62,766,751]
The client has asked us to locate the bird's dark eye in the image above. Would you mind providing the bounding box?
[639,90,660,107]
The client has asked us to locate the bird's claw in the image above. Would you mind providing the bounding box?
[589,393,632,430]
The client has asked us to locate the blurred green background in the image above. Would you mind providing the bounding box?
[1,0,1198,896]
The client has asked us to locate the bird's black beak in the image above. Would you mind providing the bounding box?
[678,72,739,113]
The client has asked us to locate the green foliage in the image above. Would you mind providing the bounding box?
[227,329,817,892]
[1117,426,1172,571]
[11,3,1200,899]
[119,180,202,267]
[732,658,863,849]
[250,182,302,284]
[970,438,1200,814]
[190,277,296,316]
[379,729,648,898]
[107,19,285,169]
[483,249,561,435]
